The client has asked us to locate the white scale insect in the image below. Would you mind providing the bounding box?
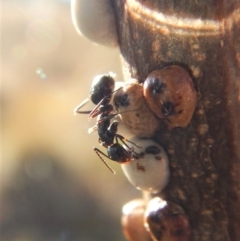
[71,0,118,47]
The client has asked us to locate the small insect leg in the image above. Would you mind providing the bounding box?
[116,134,141,148]
[115,135,141,157]
[88,95,111,119]
[93,147,116,174]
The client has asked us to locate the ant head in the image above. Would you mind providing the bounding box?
[90,74,115,105]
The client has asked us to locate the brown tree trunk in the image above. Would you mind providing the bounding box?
[111,0,240,240]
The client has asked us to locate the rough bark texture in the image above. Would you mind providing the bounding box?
[111,0,240,240]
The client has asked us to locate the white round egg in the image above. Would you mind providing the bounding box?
[122,137,170,194]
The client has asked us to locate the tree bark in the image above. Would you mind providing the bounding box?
[111,0,240,240]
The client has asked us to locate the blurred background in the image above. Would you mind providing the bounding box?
[1,0,140,240]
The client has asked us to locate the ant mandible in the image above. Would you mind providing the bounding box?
[74,73,140,174]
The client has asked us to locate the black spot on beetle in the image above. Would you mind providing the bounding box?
[149,78,166,94]
[162,101,175,116]
[114,93,130,110]
[146,146,161,155]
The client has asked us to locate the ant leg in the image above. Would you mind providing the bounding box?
[96,108,140,124]
[97,113,119,124]
[74,98,92,114]
[88,96,111,119]
[93,147,116,174]
[76,110,92,114]
[115,134,141,148]
[115,135,141,157]
[90,104,114,120]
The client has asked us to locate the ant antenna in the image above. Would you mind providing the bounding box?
[160,100,176,117]
[96,108,139,124]
[94,148,116,174]
[74,98,90,114]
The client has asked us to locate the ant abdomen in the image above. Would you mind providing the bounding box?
[108,143,132,163]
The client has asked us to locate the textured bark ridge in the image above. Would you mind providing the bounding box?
[111,0,240,240]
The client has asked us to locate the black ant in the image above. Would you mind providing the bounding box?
[74,73,140,174]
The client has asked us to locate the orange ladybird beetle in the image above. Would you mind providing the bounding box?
[143,65,197,129]
[145,197,191,241]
